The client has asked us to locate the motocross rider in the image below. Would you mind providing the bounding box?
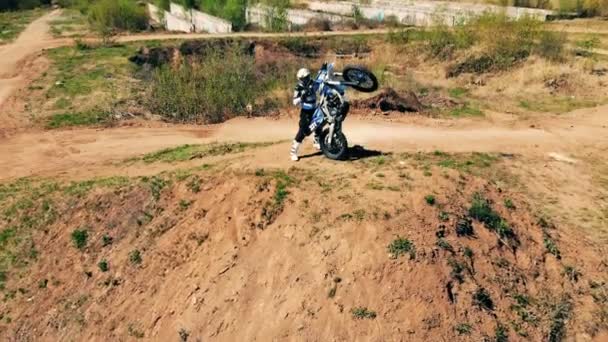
[290,68,322,161]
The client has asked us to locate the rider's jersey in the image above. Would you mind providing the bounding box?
[293,80,317,110]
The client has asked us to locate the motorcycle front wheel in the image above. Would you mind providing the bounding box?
[320,129,348,160]
[342,65,379,93]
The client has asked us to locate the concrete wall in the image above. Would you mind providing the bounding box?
[165,11,193,32]
[191,10,232,33]
[147,3,164,25]
[168,2,232,33]
[246,4,346,29]
[306,0,554,26]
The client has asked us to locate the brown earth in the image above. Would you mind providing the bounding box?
[0,10,608,342]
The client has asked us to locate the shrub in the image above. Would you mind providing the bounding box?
[1,0,50,11]
[468,193,515,240]
[98,259,109,272]
[388,237,414,259]
[87,0,147,36]
[129,249,142,265]
[351,307,377,319]
[455,323,472,335]
[456,218,474,237]
[148,47,261,123]
[71,229,88,250]
[575,35,600,56]
[538,30,567,62]
[264,0,289,32]
[424,194,436,205]
[473,287,494,311]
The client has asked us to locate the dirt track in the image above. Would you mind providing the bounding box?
[1,111,607,181]
[0,10,607,182]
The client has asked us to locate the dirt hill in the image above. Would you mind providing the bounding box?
[1,147,606,341]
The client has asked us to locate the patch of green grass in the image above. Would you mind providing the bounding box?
[504,198,516,210]
[98,259,109,272]
[137,142,277,164]
[469,193,515,240]
[434,152,498,173]
[448,257,465,283]
[449,103,484,117]
[473,287,494,311]
[495,323,509,342]
[543,234,561,259]
[456,217,475,237]
[45,110,111,129]
[388,237,414,259]
[142,176,167,201]
[64,176,129,197]
[455,323,472,335]
[53,97,71,110]
[436,238,453,252]
[351,307,377,319]
[71,229,88,250]
[448,87,469,98]
[129,249,142,265]
[186,176,202,193]
[45,44,135,99]
[424,194,436,206]
[563,265,581,283]
[548,299,571,342]
[102,234,113,247]
[0,9,46,45]
[519,97,600,114]
[179,199,192,211]
[49,9,88,38]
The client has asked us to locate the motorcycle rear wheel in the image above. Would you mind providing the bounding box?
[320,129,348,160]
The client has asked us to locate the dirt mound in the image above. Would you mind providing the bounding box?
[0,153,605,341]
[353,88,423,113]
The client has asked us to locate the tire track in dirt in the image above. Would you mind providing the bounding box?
[1,112,607,182]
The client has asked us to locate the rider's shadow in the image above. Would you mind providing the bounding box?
[299,145,384,161]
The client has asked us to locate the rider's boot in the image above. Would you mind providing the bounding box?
[312,134,321,150]
[290,140,301,161]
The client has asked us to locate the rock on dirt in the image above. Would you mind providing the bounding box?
[353,88,422,113]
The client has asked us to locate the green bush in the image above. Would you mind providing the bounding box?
[71,229,88,250]
[199,0,247,30]
[1,0,50,11]
[148,47,262,123]
[87,0,147,36]
[537,30,567,61]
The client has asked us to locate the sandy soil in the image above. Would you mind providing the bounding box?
[0,11,607,342]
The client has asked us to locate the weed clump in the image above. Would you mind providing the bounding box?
[148,48,262,124]
[388,237,414,259]
[88,0,147,37]
[71,229,88,250]
[98,259,109,272]
[456,217,474,237]
[455,323,472,335]
[543,234,561,259]
[425,194,436,205]
[436,238,453,252]
[548,299,572,342]
[351,307,377,319]
[473,287,494,311]
[468,193,515,240]
[129,249,142,265]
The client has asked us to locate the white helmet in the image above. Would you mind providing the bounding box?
[297,68,311,81]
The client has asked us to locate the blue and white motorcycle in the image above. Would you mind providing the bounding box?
[309,63,378,160]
